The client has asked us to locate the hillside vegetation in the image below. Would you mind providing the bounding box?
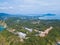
[0,18,60,45]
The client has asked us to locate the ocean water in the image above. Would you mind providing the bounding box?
[0,26,5,31]
[57,44,60,45]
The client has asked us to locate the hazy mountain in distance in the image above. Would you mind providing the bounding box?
[0,13,11,16]
[0,13,55,17]
[43,13,56,16]
[0,13,12,20]
[0,13,56,20]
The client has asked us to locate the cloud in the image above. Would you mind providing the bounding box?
[0,0,60,14]
[0,2,14,10]
[0,6,13,10]
[0,2,9,6]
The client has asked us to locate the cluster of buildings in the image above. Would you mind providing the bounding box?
[16,26,53,40]
[7,26,53,42]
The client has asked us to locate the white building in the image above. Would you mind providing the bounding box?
[25,27,32,32]
[44,26,53,34]
[39,31,46,37]
[35,26,53,37]
[17,32,26,39]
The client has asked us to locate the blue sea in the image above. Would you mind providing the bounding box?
[57,44,60,45]
[0,26,5,31]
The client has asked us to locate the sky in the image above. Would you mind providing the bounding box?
[0,0,60,19]
[0,0,60,14]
